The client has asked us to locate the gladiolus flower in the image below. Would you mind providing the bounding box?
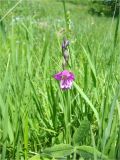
[54,70,75,90]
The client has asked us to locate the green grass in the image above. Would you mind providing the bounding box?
[0,0,120,159]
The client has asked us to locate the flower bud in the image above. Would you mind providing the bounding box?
[63,50,69,62]
[62,39,69,52]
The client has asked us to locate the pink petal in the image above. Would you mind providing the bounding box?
[61,70,70,77]
[69,72,75,80]
[60,79,73,90]
[54,71,62,80]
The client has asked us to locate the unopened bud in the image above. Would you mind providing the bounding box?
[62,38,69,52]
[63,50,69,62]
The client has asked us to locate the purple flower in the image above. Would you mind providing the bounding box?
[54,70,75,90]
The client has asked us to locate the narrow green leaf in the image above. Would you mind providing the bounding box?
[74,82,100,127]
[102,85,120,152]
[82,45,97,81]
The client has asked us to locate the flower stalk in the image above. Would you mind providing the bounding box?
[54,38,75,90]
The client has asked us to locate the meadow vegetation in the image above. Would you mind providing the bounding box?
[0,0,120,159]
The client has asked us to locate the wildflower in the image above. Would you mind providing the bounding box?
[54,70,75,90]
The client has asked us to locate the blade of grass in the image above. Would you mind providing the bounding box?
[74,82,100,127]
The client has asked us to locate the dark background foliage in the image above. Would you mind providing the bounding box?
[90,0,120,16]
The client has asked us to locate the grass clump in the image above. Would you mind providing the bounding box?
[0,0,120,159]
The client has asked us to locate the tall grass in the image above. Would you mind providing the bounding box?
[0,0,120,159]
